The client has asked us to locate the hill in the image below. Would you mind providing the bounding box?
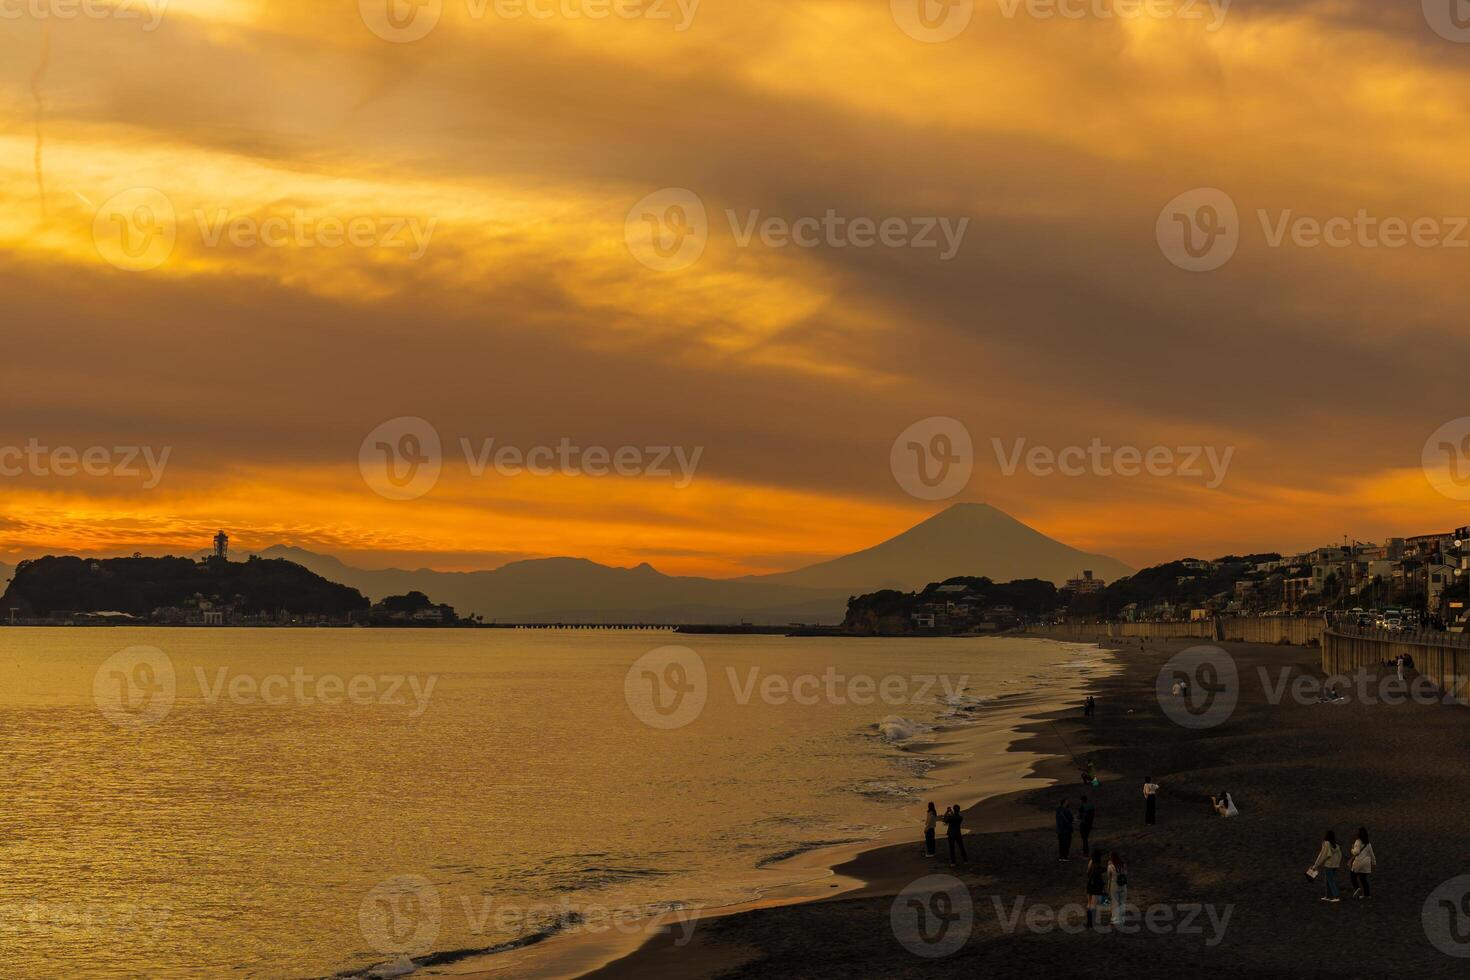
[254,547,850,624]
[0,555,369,620]
[752,503,1133,592]
[247,504,1131,624]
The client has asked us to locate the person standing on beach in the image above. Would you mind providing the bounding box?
[1085,850,1106,929]
[942,805,968,866]
[1143,778,1159,825]
[1310,830,1343,902]
[923,802,938,858]
[1107,851,1128,925]
[1078,796,1096,854]
[1349,827,1376,898]
[1056,800,1074,862]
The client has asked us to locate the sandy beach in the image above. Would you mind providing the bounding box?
[570,636,1470,979]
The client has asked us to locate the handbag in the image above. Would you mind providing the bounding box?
[1304,867,1319,881]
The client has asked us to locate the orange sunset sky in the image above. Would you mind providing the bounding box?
[2,1,1470,577]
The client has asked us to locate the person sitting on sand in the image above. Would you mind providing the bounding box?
[941,805,968,866]
[1211,792,1239,817]
[1310,829,1343,902]
[923,802,938,858]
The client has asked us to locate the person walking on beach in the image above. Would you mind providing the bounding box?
[942,805,968,866]
[1349,827,1376,899]
[1078,796,1096,854]
[1085,849,1106,929]
[1310,830,1343,903]
[923,802,938,858]
[1056,799,1074,862]
[1084,695,1096,718]
[1143,777,1159,826]
[1395,654,1405,681]
[1108,851,1128,925]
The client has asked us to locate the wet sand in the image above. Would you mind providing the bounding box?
[579,637,1470,979]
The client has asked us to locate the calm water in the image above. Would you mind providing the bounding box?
[0,629,1106,978]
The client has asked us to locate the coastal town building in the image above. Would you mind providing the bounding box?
[1066,570,1106,594]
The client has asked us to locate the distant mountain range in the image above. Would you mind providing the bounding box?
[750,503,1133,592]
[250,503,1132,624]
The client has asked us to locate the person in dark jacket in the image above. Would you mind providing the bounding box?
[1078,796,1096,853]
[1085,850,1107,928]
[941,804,968,866]
[1056,800,1074,862]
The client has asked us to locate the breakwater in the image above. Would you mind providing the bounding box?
[1321,627,1470,705]
[1043,615,1326,646]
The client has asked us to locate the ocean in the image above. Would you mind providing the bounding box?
[0,629,1111,978]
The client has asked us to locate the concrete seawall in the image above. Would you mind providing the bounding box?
[1321,628,1470,705]
[1045,616,1326,646]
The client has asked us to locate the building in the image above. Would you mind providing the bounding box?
[1066,570,1106,594]
[213,530,229,561]
[1283,577,1314,609]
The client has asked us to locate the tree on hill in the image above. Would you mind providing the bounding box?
[0,555,369,619]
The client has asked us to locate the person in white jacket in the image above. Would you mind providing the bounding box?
[1211,792,1239,817]
[1349,827,1376,899]
[1311,830,1343,902]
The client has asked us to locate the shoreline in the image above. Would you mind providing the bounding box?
[420,637,1119,980]
[563,634,1470,979]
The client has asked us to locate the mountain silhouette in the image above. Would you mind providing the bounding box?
[752,502,1134,592]
[250,503,1131,623]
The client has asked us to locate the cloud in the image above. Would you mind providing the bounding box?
[0,0,1465,571]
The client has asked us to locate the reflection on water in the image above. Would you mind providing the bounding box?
[0,629,1107,977]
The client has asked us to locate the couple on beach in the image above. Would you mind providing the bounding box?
[1307,828,1376,902]
[923,802,969,866]
[1085,850,1129,929]
[1055,797,1097,861]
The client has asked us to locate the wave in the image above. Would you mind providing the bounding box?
[545,866,674,894]
[342,911,584,979]
[875,715,932,743]
[756,837,869,868]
